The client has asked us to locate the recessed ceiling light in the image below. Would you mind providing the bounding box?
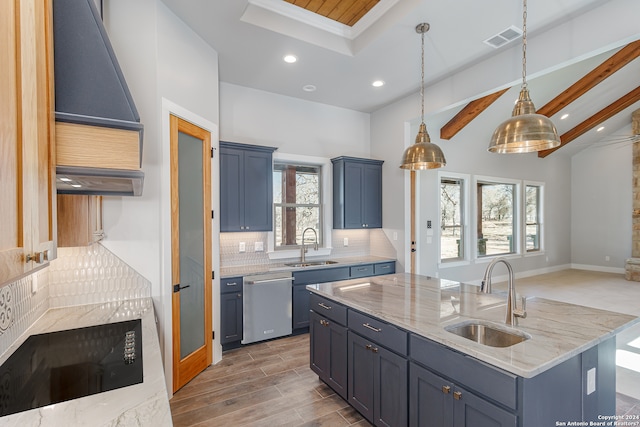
[597,126,605,132]
[71,184,82,188]
[59,177,72,182]
[560,114,569,120]
[372,80,385,87]
[283,54,297,63]
[302,84,316,92]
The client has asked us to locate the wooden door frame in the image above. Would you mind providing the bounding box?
[170,114,213,392]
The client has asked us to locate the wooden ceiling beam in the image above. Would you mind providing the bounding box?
[538,85,640,158]
[439,88,510,140]
[537,40,640,118]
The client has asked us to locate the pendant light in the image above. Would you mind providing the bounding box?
[488,0,561,153]
[400,23,446,170]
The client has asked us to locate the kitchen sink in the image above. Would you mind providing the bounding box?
[284,260,339,268]
[445,321,530,348]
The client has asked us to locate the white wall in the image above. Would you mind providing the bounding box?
[220,82,370,158]
[102,0,220,394]
[571,137,633,272]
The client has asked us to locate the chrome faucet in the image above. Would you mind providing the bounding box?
[301,227,318,263]
[481,257,527,326]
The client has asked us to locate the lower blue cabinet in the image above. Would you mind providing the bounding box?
[410,362,516,427]
[348,330,408,427]
[220,276,243,347]
[309,310,348,400]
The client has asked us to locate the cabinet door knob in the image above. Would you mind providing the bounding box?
[365,344,372,351]
[442,385,451,394]
[237,293,242,298]
[453,391,462,400]
[371,346,378,353]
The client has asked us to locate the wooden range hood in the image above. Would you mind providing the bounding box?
[53,0,143,196]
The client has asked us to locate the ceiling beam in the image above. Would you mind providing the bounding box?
[538,85,640,158]
[440,88,510,140]
[537,40,640,118]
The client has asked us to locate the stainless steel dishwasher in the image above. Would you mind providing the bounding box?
[242,271,294,344]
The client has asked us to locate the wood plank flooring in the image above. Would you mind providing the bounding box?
[170,334,371,426]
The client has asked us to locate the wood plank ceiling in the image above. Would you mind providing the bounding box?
[439,40,640,156]
[284,0,379,26]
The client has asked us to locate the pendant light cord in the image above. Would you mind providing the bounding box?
[521,0,528,89]
[420,29,425,123]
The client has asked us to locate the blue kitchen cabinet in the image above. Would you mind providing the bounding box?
[332,157,384,229]
[292,262,395,331]
[220,276,243,348]
[309,294,348,400]
[347,329,408,427]
[220,142,276,232]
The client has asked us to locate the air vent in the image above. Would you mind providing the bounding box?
[484,25,522,48]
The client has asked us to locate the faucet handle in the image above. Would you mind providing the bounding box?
[514,296,527,319]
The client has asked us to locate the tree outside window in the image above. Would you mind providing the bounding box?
[273,163,322,248]
[477,181,515,256]
[440,178,464,261]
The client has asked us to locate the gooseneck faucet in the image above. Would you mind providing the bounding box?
[301,227,318,263]
[481,257,527,326]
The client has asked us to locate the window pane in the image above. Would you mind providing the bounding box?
[441,178,463,260]
[526,185,540,251]
[274,206,321,247]
[274,162,322,249]
[478,182,515,256]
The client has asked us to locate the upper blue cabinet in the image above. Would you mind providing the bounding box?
[220,142,276,232]
[332,157,384,229]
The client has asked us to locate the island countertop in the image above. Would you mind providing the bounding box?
[0,298,172,426]
[307,273,639,378]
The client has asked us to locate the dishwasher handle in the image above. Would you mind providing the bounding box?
[245,277,294,285]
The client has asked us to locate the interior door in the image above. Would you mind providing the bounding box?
[170,114,212,392]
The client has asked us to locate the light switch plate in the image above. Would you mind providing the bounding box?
[343,237,349,246]
[239,242,246,253]
[587,367,596,395]
[255,241,264,252]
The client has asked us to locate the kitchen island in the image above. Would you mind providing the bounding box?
[0,298,171,426]
[307,273,639,427]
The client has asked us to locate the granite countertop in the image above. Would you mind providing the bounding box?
[220,255,395,278]
[308,273,640,378]
[0,298,172,427]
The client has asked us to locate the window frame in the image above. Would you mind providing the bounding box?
[473,175,521,259]
[267,153,333,259]
[438,172,470,265]
[523,181,545,255]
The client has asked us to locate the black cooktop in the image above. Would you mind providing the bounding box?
[0,319,143,417]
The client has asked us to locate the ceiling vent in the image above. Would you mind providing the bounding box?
[483,25,522,49]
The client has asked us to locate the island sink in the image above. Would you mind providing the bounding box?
[445,321,530,348]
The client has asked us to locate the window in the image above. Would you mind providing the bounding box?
[477,180,516,257]
[273,163,322,248]
[440,177,465,261]
[525,184,541,252]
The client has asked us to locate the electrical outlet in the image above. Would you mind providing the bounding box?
[393,232,398,241]
[255,241,264,252]
[343,237,349,246]
[239,242,246,253]
[587,368,596,395]
[605,256,610,262]
[427,220,432,229]
[32,274,38,294]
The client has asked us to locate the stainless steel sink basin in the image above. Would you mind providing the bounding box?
[284,260,339,268]
[445,321,530,348]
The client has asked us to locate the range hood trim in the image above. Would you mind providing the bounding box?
[56,166,144,197]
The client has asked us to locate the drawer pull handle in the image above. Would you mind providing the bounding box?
[362,323,381,333]
[357,268,367,271]
[226,282,237,286]
[442,385,451,394]
[453,391,462,400]
[318,303,332,310]
[380,265,390,269]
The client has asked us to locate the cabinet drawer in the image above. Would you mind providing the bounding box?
[373,262,395,275]
[410,334,518,410]
[221,276,243,294]
[349,264,374,278]
[294,267,350,285]
[348,310,408,356]
[310,293,347,326]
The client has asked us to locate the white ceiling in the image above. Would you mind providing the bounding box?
[159,0,640,157]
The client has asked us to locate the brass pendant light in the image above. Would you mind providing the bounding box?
[488,0,561,153]
[400,23,446,170]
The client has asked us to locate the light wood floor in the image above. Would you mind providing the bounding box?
[171,269,640,426]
